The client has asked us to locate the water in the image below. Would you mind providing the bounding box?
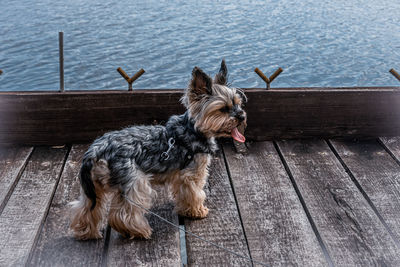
[0,0,399,91]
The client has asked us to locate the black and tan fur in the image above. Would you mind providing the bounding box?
[70,60,247,240]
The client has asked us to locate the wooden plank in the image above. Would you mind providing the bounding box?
[0,146,68,266]
[330,139,400,243]
[106,187,181,266]
[1,87,400,145]
[29,144,108,266]
[223,142,328,266]
[0,90,184,146]
[0,146,33,213]
[380,137,400,163]
[246,88,400,141]
[184,152,250,266]
[276,140,400,266]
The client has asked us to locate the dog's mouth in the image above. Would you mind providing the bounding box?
[231,127,246,143]
[216,127,246,143]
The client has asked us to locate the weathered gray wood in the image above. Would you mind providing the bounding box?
[106,186,181,266]
[330,139,400,243]
[0,146,33,213]
[380,137,400,163]
[184,152,250,266]
[0,146,68,266]
[29,144,108,266]
[277,140,400,266]
[223,142,328,266]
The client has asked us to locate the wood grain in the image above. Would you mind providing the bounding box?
[380,137,400,163]
[184,152,250,266]
[223,142,328,266]
[0,146,68,266]
[0,146,33,213]
[0,90,184,146]
[28,144,108,266]
[1,88,400,145]
[276,140,400,266]
[330,139,400,243]
[106,186,181,266]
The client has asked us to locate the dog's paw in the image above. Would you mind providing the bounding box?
[134,227,153,240]
[120,226,152,240]
[180,205,209,219]
[72,227,103,240]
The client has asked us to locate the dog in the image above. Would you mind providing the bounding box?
[70,60,247,240]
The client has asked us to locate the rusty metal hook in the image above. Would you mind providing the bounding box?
[117,67,145,91]
[254,67,283,90]
[389,69,400,82]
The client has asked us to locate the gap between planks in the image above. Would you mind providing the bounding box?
[27,145,71,264]
[327,138,400,248]
[276,139,400,266]
[272,141,334,266]
[29,144,108,266]
[379,137,400,166]
[183,149,251,266]
[0,146,34,215]
[221,146,254,265]
[0,146,70,266]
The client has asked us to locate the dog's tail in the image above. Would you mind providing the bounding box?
[80,156,97,210]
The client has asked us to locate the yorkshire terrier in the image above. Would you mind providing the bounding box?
[70,60,247,240]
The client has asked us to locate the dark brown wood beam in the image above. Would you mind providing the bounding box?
[1,87,400,145]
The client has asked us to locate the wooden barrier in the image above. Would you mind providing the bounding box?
[1,87,400,145]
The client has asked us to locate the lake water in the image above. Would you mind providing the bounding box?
[0,0,399,91]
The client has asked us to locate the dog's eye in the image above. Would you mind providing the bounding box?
[236,90,248,104]
[219,106,230,113]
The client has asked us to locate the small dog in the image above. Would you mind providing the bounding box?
[70,60,247,240]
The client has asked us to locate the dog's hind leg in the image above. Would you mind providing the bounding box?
[70,186,108,240]
[70,159,110,239]
[108,170,154,239]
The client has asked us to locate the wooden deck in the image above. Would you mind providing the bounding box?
[1,137,400,266]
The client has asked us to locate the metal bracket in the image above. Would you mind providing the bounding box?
[117,67,145,91]
[254,67,283,89]
[390,69,400,82]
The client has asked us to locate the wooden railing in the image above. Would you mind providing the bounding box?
[1,87,400,145]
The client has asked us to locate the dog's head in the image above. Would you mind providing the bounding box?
[181,60,247,142]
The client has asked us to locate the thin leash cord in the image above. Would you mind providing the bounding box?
[123,196,270,267]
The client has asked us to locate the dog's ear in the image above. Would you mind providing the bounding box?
[190,67,213,96]
[214,59,228,85]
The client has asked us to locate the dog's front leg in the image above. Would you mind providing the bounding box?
[171,154,210,219]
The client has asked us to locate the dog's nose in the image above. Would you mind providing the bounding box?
[237,115,245,122]
[235,110,245,122]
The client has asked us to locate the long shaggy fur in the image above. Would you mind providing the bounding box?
[70,60,247,239]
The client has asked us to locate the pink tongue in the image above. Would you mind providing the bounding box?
[231,127,246,143]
